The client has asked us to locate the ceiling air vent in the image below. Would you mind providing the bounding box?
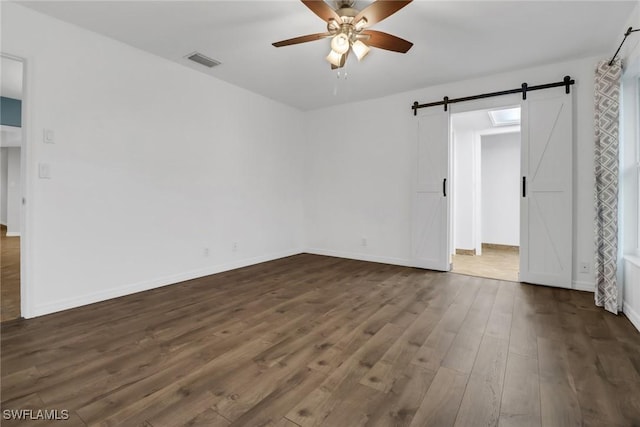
[186,52,221,68]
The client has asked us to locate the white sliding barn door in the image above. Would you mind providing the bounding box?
[412,110,451,271]
[520,91,573,287]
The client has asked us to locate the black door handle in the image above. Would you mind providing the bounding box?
[522,176,527,197]
[443,178,447,197]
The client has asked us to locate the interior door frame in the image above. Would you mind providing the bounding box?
[1,52,32,319]
[448,94,524,277]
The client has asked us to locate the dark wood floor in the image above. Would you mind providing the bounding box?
[1,254,640,426]
[1,224,21,322]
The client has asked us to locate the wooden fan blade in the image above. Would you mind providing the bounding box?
[330,50,349,69]
[354,0,412,27]
[273,32,331,47]
[301,0,341,23]
[361,30,413,53]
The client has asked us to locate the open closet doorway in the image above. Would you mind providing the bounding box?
[450,106,521,282]
[1,54,25,321]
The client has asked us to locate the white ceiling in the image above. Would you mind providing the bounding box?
[18,1,636,111]
[1,57,23,100]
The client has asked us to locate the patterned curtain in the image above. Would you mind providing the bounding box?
[594,59,622,314]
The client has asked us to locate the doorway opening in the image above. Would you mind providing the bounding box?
[450,106,521,282]
[1,55,24,321]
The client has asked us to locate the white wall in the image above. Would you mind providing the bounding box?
[305,55,602,290]
[0,147,7,225]
[452,130,475,251]
[5,147,21,235]
[2,3,306,317]
[481,133,520,246]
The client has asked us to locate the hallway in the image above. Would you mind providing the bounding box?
[452,245,519,282]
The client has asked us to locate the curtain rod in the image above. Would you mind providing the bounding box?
[411,76,574,115]
[609,27,639,66]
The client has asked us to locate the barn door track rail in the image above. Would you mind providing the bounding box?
[411,75,574,115]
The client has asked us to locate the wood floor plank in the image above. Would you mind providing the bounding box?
[364,363,436,427]
[537,336,582,427]
[484,281,516,340]
[305,272,426,375]
[408,366,469,427]
[498,352,541,427]
[410,277,480,372]
[145,391,220,427]
[453,335,509,427]
[76,337,274,425]
[440,280,499,374]
[319,383,381,427]
[268,418,302,427]
[285,322,404,427]
[508,290,538,359]
[181,408,231,427]
[359,307,441,392]
[226,368,327,427]
[2,255,640,427]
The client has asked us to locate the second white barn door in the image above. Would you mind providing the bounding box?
[520,91,573,287]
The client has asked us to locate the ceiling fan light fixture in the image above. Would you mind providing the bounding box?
[328,18,341,31]
[352,40,370,61]
[331,33,350,54]
[354,17,368,31]
[326,49,343,66]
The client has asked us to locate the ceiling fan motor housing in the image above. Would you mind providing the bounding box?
[327,7,364,43]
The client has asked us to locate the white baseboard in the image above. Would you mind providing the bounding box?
[572,280,595,292]
[5,231,20,237]
[623,301,640,333]
[28,248,304,318]
[305,248,412,267]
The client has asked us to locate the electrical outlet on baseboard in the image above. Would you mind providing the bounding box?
[579,262,590,274]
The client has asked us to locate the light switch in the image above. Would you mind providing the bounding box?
[38,163,51,179]
[44,129,55,143]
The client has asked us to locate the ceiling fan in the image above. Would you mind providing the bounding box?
[272,0,413,69]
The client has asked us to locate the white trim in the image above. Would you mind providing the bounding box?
[624,254,640,268]
[1,52,31,318]
[572,280,595,292]
[305,248,413,268]
[5,231,20,237]
[28,248,303,318]
[623,301,640,333]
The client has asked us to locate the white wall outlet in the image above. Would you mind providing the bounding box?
[38,163,52,179]
[43,129,55,143]
[361,237,367,247]
[579,262,590,273]
[203,247,210,257]
[232,242,238,252]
